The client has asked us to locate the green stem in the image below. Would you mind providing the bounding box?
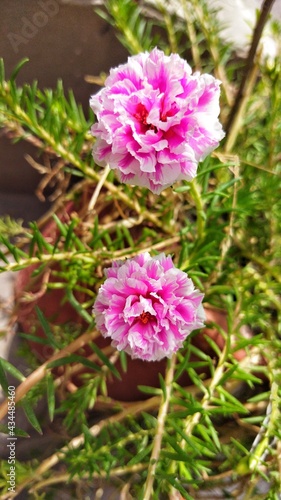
[243,335,281,497]
[0,251,97,273]
[190,0,233,106]
[234,238,281,284]
[157,1,178,53]
[179,321,231,461]
[0,236,181,274]
[189,180,206,240]
[181,0,202,70]
[143,354,177,500]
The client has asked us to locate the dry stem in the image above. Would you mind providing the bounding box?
[143,353,177,500]
[224,0,276,147]
[0,329,100,421]
[88,164,111,211]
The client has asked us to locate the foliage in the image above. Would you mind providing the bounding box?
[0,0,280,498]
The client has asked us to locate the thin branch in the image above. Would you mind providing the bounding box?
[189,179,206,240]
[88,164,110,211]
[224,0,276,142]
[143,354,177,500]
[5,395,163,498]
[181,0,202,70]
[224,63,260,153]
[179,327,231,454]
[0,329,100,421]
[190,0,233,106]
[0,464,147,500]
[29,464,146,495]
[205,155,240,288]
[0,236,181,274]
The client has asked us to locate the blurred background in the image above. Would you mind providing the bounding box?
[0,0,127,221]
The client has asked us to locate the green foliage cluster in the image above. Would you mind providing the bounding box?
[0,0,280,498]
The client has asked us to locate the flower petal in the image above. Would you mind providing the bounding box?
[90,48,225,193]
[93,253,205,361]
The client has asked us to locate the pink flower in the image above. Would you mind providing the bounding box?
[90,48,224,194]
[93,252,205,361]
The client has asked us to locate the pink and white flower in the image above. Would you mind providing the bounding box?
[93,252,205,361]
[90,48,224,194]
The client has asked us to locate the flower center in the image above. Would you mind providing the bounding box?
[134,103,157,133]
[139,311,153,324]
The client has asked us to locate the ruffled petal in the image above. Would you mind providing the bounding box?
[90,48,224,193]
[93,253,205,361]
